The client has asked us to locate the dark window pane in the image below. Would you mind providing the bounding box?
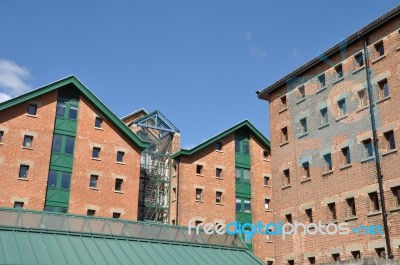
[115,179,123,191]
[47,170,58,187]
[244,199,251,212]
[236,198,241,212]
[56,102,66,117]
[117,151,124,162]
[52,135,62,153]
[0,131,3,143]
[68,105,78,119]
[95,117,103,128]
[113,212,121,219]
[243,169,250,183]
[19,165,29,178]
[87,209,95,216]
[92,147,100,158]
[65,136,75,155]
[14,201,24,208]
[235,168,241,182]
[59,208,68,213]
[235,140,240,152]
[90,175,98,188]
[44,206,54,212]
[28,104,37,115]
[23,136,33,147]
[61,172,71,189]
[243,141,249,154]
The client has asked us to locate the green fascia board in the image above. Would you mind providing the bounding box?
[0,75,149,150]
[172,120,270,159]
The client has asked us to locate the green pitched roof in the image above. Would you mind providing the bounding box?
[173,120,270,159]
[0,75,149,150]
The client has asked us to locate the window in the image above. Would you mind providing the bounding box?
[244,199,251,213]
[264,199,270,211]
[68,105,78,119]
[305,208,313,223]
[243,141,249,154]
[298,86,305,99]
[244,229,252,244]
[335,64,343,79]
[216,191,222,204]
[338,99,347,117]
[236,168,250,183]
[92,147,101,159]
[384,130,396,150]
[288,260,294,265]
[112,212,121,219]
[393,186,400,206]
[375,41,384,57]
[196,164,203,175]
[378,79,389,98]
[355,53,364,68]
[172,220,176,225]
[267,261,273,265]
[117,151,125,163]
[283,169,290,185]
[196,188,202,201]
[328,202,337,220]
[341,147,351,165]
[263,150,269,160]
[65,136,75,154]
[90,175,98,188]
[235,168,241,182]
[281,127,288,143]
[318,74,326,88]
[195,220,202,227]
[299,118,307,134]
[286,214,292,224]
[280,95,287,109]
[115,178,123,191]
[216,168,222,178]
[347,197,356,216]
[376,248,386,258]
[0,131,4,143]
[23,135,33,148]
[27,104,37,115]
[235,140,240,152]
[19,165,29,178]
[362,139,373,158]
[320,108,328,125]
[14,201,24,208]
[351,251,361,259]
[243,169,250,183]
[236,198,241,211]
[52,134,75,155]
[56,102,66,117]
[47,170,71,189]
[323,153,332,171]
[215,142,223,151]
[266,229,272,241]
[264,176,270,186]
[356,90,367,109]
[332,253,340,261]
[302,162,310,178]
[56,101,78,120]
[369,192,380,212]
[87,209,96,216]
[172,187,176,200]
[95,117,103,128]
[308,257,316,265]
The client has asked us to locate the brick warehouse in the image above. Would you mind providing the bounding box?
[0,76,272,262]
[257,5,400,264]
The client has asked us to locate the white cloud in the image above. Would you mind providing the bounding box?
[245,31,266,59]
[291,48,302,60]
[246,31,252,42]
[0,59,32,102]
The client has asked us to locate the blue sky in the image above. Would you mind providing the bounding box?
[1,1,399,148]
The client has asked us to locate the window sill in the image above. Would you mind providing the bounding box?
[26,114,38,118]
[371,55,386,64]
[322,170,334,177]
[17,178,29,181]
[22,146,34,150]
[296,97,306,105]
[114,190,124,194]
[215,150,224,153]
[352,65,366,75]
[172,174,177,178]
[300,177,311,184]
[389,206,400,213]
[376,96,391,104]
[316,86,328,94]
[116,162,126,165]
[264,185,272,188]
[318,123,329,130]
[89,187,99,191]
[196,174,205,177]
[356,105,369,113]
[263,159,271,162]
[344,215,358,222]
[335,114,348,122]
[382,149,397,156]
[216,177,224,180]
[279,107,288,114]
[265,210,272,212]
[266,240,273,243]
[280,141,289,147]
[333,77,344,85]
[282,184,292,190]
[94,127,104,131]
[0,143,3,146]
[195,200,204,203]
[216,203,223,206]
[298,132,308,139]
[171,199,176,202]
[361,156,375,163]
[92,158,101,161]
[367,211,382,217]
[340,164,352,170]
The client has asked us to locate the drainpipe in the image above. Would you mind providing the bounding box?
[363,37,393,259]
[175,159,180,225]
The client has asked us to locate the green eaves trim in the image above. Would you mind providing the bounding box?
[172,120,270,159]
[0,75,149,150]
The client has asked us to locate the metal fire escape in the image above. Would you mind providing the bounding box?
[133,111,179,224]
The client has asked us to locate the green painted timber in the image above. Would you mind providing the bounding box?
[236,182,251,198]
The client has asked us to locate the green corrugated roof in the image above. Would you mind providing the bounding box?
[172,120,270,159]
[0,75,149,150]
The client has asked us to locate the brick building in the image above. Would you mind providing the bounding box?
[258,5,400,264]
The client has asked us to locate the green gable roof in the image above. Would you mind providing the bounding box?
[172,120,270,159]
[0,75,149,150]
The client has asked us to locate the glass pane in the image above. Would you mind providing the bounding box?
[244,199,251,212]
[236,198,241,212]
[47,170,57,187]
[28,104,37,115]
[235,168,241,182]
[19,166,28,178]
[68,105,78,119]
[243,169,250,183]
[235,140,240,152]
[56,102,66,117]
[52,134,62,153]
[61,172,71,189]
[90,175,97,188]
[65,136,75,154]
[243,141,249,154]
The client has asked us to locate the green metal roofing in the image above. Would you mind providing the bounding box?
[172,120,270,159]
[0,209,264,265]
[0,75,149,150]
